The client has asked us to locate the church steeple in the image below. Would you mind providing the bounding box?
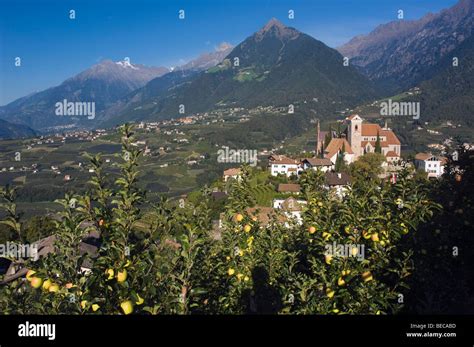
[347,114,363,158]
[316,120,321,155]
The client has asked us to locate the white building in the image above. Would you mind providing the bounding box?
[268,155,299,177]
[273,197,307,225]
[301,158,334,172]
[414,153,447,178]
[324,172,352,198]
[223,168,242,182]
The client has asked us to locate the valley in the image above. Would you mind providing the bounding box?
[1,98,471,218]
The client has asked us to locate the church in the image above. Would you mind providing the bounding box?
[323,115,401,164]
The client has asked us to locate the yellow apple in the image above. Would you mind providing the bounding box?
[48,284,60,293]
[116,269,127,282]
[325,254,333,265]
[362,271,373,282]
[30,277,43,289]
[135,295,144,305]
[26,270,36,281]
[105,268,114,280]
[322,232,331,240]
[120,300,134,315]
[42,279,52,291]
[326,288,335,298]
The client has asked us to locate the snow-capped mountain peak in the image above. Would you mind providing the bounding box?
[116,60,139,70]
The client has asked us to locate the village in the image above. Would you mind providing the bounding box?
[218,114,457,229]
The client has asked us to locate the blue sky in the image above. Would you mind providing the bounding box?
[0,0,459,105]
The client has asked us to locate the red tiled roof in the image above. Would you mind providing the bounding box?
[415,153,434,161]
[324,138,353,159]
[360,123,400,146]
[386,151,399,157]
[223,168,241,176]
[415,153,447,164]
[268,154,299,165]
[380,129,401,145]
[245,206,286,225]
[361,124,382,136]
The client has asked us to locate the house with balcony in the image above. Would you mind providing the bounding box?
[414,153,447,178]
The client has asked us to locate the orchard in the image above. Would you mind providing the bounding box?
[0,125,472,315]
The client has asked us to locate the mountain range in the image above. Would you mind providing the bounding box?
[0,44,235,134]
[99,42,234,124]
[0,0,473,138]
[177,42,234,71]
[338,0,474,94]
[101,18,376,127]
[0,60,170,132]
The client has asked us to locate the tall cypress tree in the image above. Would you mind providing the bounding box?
[375,131,382,153]
[335,142,346,172]
[335,152,343,172]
